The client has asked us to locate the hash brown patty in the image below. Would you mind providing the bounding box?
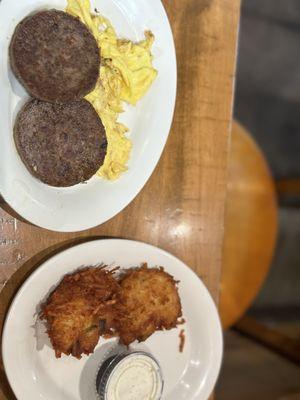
[41,267,120,359]
[14,99,107,187]
[10,10,100,103]
[114,265,182,345]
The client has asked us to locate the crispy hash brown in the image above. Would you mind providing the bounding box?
[114,264,182,345]
[40,264,183,358]
[41,267,120,358]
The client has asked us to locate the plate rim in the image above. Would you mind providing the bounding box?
[0,0,177,233]
[2,238,223,400]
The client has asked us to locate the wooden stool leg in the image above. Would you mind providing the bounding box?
[233,315,300,366]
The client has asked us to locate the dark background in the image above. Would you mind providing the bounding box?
[234,0,300,310]
[217,1,300,398]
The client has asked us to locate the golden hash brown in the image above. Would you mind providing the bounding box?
[114,264,182,345]
[40,267,120,358]
[41,264,183,358]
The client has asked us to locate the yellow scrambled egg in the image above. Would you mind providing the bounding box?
[66,0,157,180]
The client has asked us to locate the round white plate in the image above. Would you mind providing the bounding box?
[0,0,177,232]
[2,239,223,400]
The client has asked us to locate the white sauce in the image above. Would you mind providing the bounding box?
[106,354,162,400]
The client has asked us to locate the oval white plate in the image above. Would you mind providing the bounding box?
[2,239,223,400]
[0,0,176,232]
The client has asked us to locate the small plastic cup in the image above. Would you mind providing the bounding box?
[96,348,164,400]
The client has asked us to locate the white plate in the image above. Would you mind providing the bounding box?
[0,0,177,232]
[2,239,223,400]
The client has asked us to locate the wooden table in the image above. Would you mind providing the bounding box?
[0,0,240,398]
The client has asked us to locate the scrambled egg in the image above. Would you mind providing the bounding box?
[66,0,157,180]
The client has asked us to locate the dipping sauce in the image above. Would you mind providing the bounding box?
[97,351,163,400]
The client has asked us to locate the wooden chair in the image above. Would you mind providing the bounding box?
[220,120,278,328]
[220,121,300,365]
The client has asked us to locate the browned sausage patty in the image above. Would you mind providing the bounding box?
[10,10,100,103]
[14,99,107,187]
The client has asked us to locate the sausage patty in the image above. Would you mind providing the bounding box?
[14,99,107,187]
[10,10,100,103]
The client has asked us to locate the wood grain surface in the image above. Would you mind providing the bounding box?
[0,0,240,398]
[220,121,278,329]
